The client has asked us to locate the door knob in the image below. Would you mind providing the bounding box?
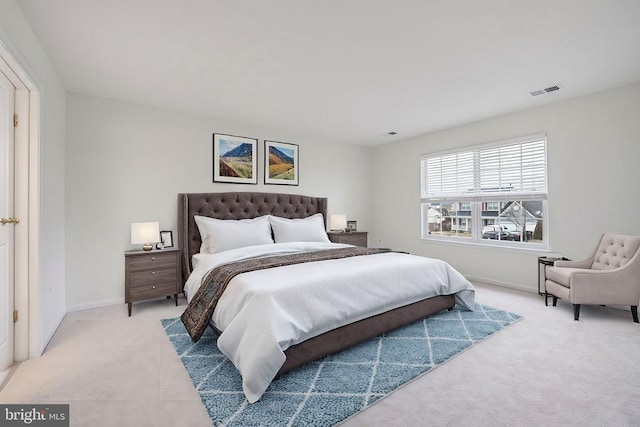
[1,217,19,225]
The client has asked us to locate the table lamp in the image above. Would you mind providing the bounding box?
[330,214,347,232]
[131,222,160,251]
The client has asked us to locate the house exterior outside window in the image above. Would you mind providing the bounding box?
[486,202,500,211]
[420,135,548,248]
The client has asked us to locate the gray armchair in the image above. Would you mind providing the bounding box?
[545,233,640,322]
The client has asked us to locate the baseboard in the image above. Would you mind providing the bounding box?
[466,276,634,312]
[66,298,123,313]
[40,310,66,354]
[0,362,19,392]
[465,275,536,294]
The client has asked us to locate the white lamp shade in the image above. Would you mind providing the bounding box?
[330,214,347,230]
[131,222,160,244]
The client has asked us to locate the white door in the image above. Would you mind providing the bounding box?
[0,69,15,371]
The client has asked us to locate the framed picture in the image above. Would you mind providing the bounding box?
[264,140,299,186]
[346,221,357,232]
[213,133,258,184]
[160,230,174,248]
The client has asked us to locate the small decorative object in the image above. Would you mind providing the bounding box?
[346,220,357,232]
[264,140,299,185]
[330,214,347,232]
[131,222,160,251]
[213,133,258,184]
[156,241,164,250]
[160,230,174,248]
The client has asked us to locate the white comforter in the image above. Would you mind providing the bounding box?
[184,242,475,403]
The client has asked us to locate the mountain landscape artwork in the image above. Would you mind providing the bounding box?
[213,133,258,184]
[220,142,253,178]
[268,146,295,179]
[265,140,299,185]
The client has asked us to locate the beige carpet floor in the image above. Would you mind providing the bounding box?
[1,282,639,427]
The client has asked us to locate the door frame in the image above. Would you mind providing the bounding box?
[0,40,41,361]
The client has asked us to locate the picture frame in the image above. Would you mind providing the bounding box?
[160,230,173,248]
[346,220,357,232]
[264,140,299,186]
[213,133,258,184]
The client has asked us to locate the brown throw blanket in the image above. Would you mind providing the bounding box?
[181,246,391,342]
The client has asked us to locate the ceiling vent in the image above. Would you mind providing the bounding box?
[529,84,562,96]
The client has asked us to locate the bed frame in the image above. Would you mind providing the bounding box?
[177,192,455,377]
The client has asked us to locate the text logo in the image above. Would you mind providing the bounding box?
[1,405,69,426]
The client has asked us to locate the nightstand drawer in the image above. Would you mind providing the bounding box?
[130,283,177,301]
[328,232,368,247]
[129,267,177,288]
[127,251,177,271]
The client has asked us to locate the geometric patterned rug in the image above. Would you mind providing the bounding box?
[162,304,521,426]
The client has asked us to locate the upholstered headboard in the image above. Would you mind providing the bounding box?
[177,192,328,279]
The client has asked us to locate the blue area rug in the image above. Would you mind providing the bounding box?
[162,304,521,426]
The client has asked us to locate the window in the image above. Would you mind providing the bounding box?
[420,134,547,248]
[485,202,500,211]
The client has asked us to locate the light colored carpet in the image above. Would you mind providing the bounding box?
[1,282,639,427]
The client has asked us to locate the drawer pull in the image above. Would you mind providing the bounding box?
[152,271,155,275]
[152,257,156,260]
[152,286,156,289]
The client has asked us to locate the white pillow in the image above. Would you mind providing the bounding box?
[268,213,330,243]
[194,215,274,254]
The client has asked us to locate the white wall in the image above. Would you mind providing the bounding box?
[0,0,66,352]
[371,82,640,292]
[65,93,372,309]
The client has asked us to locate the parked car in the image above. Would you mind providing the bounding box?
[482,225,514,241]
[482,230,512,240]
[498,224,521,241]
[482,225,498,234]
[482,225,521,242]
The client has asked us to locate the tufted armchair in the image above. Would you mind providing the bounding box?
[545,233,640,322]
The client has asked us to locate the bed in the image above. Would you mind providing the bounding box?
[177,192,475,402]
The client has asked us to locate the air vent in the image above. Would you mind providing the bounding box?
[529,84,562,97]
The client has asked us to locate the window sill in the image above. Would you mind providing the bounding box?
[421,235,550,254]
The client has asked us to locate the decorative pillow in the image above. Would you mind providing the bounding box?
[194,215,274,254]
[268,213,330,243]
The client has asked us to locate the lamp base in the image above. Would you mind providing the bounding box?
[142,243,153,251]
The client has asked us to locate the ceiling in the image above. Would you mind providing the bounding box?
[16,0,640,146]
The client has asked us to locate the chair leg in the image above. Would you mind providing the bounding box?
[632,306,639,323]
[574,304,580,321]
[552,296,558,307]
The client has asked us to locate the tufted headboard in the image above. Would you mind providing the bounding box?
[177,192,328,280]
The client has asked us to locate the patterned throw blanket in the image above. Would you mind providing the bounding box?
[181,246,391,342]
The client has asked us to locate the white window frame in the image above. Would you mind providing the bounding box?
[420,134,548,250]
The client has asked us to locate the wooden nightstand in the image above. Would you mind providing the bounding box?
[125,247,182,316]
[327,231,368,247]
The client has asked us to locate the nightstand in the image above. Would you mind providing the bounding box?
[125,248,182,316]
[327,231,368,247]
[538,256,569,303]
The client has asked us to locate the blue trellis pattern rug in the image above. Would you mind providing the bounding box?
[162,304,521,426]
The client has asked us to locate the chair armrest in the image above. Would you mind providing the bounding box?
[568,262,640,304]
[555,257,592,269]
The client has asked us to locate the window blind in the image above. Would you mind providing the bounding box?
[421,135,547,202]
